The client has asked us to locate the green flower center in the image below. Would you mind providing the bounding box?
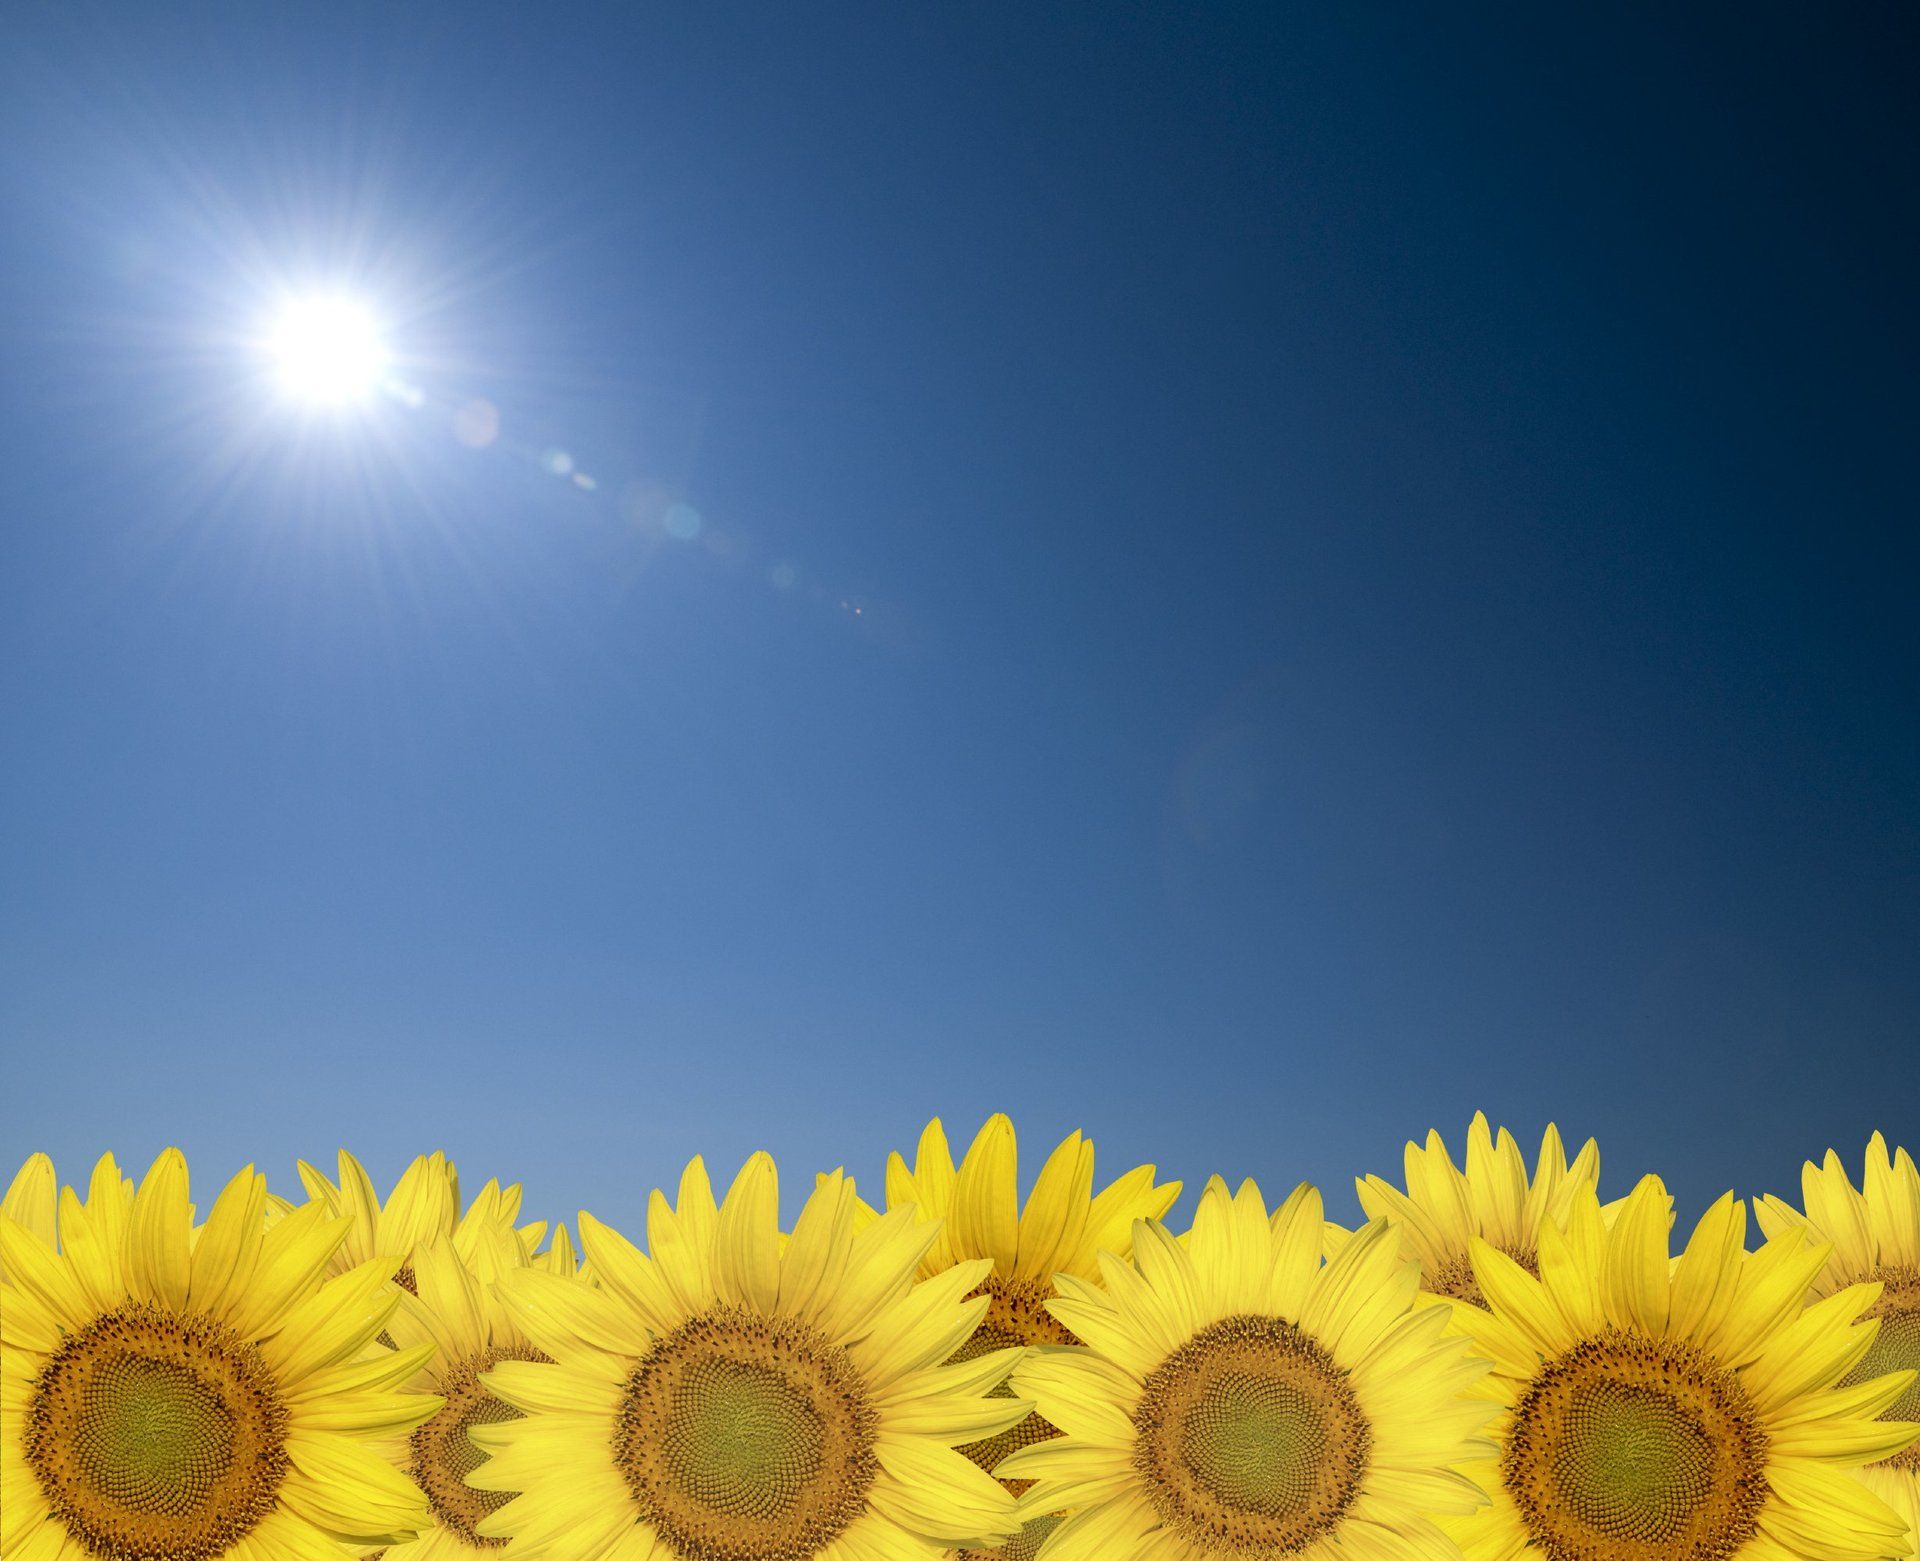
[24,1303,289,1561]
[1181,1371,1334,1515]
[614,1306,878,1561]
[1132,1314,1371,1554]
[1553,1381,1717,1535]
[80,1356,234,1508]
[1504,1329,1766,1561]
[664,1356,824,1517]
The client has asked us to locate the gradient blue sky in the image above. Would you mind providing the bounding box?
[2,4,1915,1237]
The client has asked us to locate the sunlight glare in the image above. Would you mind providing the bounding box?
[267,295,389,404]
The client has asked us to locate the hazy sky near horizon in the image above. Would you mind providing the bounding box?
[2,3,1915,1235]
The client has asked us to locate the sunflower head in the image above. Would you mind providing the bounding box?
[1443,1175,1920,1561]
[2,1149,439,1561]
[1351,1111,1599,1306]
[1002,1176,1493,1559]
[474,1153,1029,1559]
[1756,1134,1920,1465]
[882,1114,1182,1532]
[368,1208,583,1555]
[1755,1133,1920,1555]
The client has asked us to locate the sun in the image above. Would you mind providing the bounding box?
[266,293,390,404]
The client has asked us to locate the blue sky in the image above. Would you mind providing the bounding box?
[1,4,1914,1237]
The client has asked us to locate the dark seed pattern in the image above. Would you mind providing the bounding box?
[958,1513,1063,1561]
[950,1274,1076,1490]
[408,1343,546,1548]
[1132,1314,1370,1554]
[613,1305,879,1561]
[1424,1244,1540,1310]
[943,1273,1079,1558]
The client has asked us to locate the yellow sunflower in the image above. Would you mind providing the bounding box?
[1440,1174,1918,1561]
[999,1176,1494,1559]
[366,1214,585,1560]
[296,1150,532,1290]
[1,1148,439,1560]
[882,1116,1182,1559]
[469,1152,1032,1559]
[1757,1134,1920,1558]
[1340,1112,1601,1306]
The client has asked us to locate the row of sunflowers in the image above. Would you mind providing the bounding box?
[2,1115,1917,1561]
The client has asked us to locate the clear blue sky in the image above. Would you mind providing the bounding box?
[2,3,1915,1236]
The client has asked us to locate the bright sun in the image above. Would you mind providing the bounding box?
[267,295,390,404]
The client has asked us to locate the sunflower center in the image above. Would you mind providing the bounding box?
[1504,1329,1767,1561]
[613,1305,879,1561]
[410,1346,541,1547]
[23,1302,289,1561]
[1132,1314,1371,1553]
[949,1273,1076,1490]
[1844,1266,1920,1475]
[1425,1244,1538,1308]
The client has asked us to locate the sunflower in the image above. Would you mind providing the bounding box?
[1,1148,440,1560]
[364,1213,585,1560]
[884,1117,1180,1496]
[1757,1135,1920,1558]
[999,1176,1494,1559]
[1338,1112,1601,1307]
[469,1152,1032,1559]
[1439,1174,1919,1561]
